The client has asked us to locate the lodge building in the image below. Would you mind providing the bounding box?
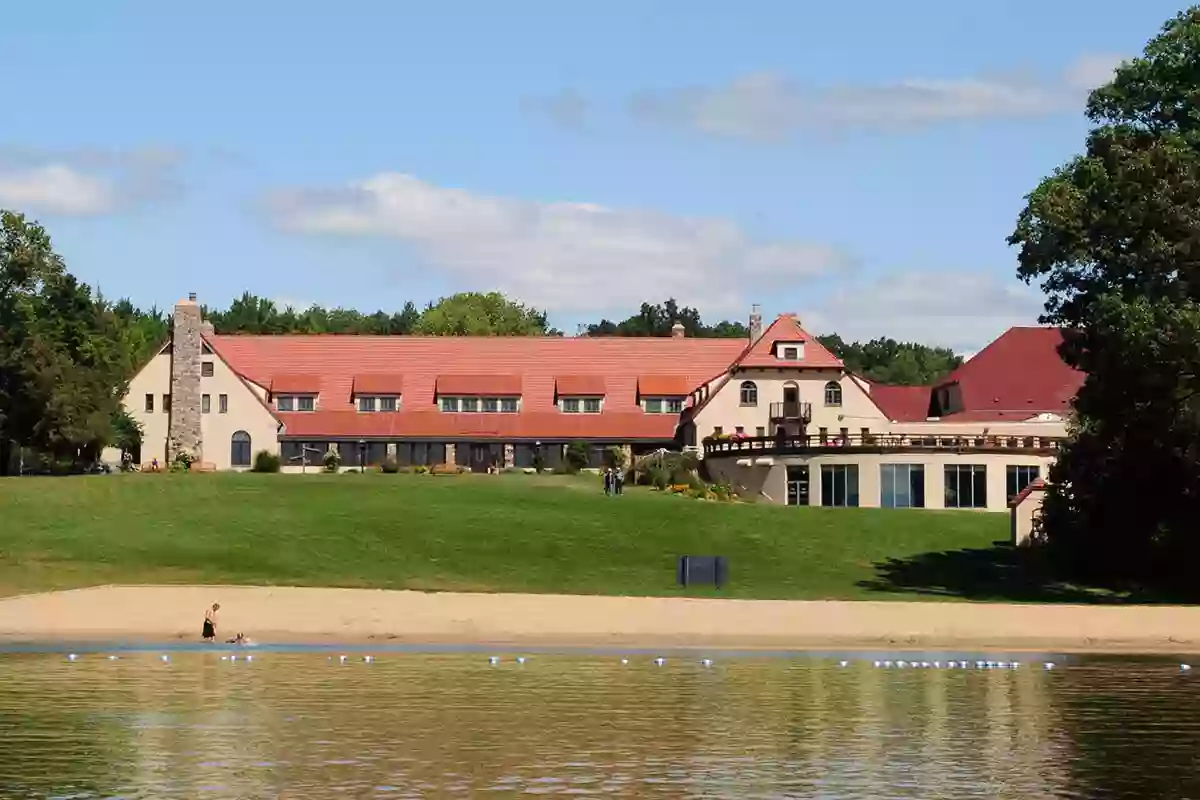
[118,294,1083,513]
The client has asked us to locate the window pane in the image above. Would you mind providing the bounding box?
[440,397,457,412]
[821,465,834,506]
[298,396,315,411]
[666,399,684,413]
[359,397,376,412]
[201,394,211,414]
[645,399,662,413]
[461,397,479,412]
[201,362,214,377]
[846,465,859,507]
[482,398,499,413]
[881,464,896,508]
[562,398,580,413]
[944,466,959,508]
[163,394,171,413]
[500,398,518,413]
[219,394,228,413]
[971,466,987,509]
[380,397,396,412]
[583,398,601,413]
[278,396,294,412]
[910,466,925,508]
[144,394,154,412]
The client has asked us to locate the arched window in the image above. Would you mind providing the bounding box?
[739,380,758,406]
[231,431,252,467]
[824,381,842,407]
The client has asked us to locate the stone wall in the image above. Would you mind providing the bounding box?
[168,296,204,460]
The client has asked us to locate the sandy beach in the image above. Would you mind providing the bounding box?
[1,585,1199,653]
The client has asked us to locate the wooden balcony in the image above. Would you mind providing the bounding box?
[702,433,1066,458]
[768,401,812,421]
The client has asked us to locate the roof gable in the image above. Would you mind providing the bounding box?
[732,315,842,370]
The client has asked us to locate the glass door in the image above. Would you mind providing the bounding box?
[786,464,809,506]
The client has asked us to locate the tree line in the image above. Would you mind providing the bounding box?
[120,295,962,386]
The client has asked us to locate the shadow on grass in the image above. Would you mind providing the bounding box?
[857,542,1195,605]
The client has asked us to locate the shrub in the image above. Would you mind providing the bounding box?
[322,449,341,473]
[605,445,628,471]
[170,450,195,473]
[564,441,590,473]
[252,450,281,473]
[380,458,399,474]
[647,465,670,491]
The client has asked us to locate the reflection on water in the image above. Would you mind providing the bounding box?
[0,652,1197,798]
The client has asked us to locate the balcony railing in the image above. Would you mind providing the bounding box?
[702,433,1066,458]
[768,401,812,421]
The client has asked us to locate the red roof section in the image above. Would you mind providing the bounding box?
[637,375,693,396]
[270,374,322,393]
[732,314,843,369]
[555,375,607,396]
[436,374,522,396]
[209,334,747,439]
[1008,477,1047,508]
[278,410,680,440]
[937,327,1082,421]
[869,384,933,422]
[352,374,405,395]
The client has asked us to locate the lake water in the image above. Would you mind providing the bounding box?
[0,648,1197,798]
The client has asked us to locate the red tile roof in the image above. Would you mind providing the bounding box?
[555,375,607,396]
[351,374,405,395]
[937,327,1082,421]
[209,334,747,440]
[435,374,522,396]
[270,374,322,393]
[732,314,843,369]
[277,410,680,440]
[869,384,933,422]
[637,375,693,396]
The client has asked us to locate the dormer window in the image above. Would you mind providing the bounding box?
[561,396,603,414]
[358,395,401,412]
[775,341,805,361]
[277,394,316,412]
[643,397,685,414]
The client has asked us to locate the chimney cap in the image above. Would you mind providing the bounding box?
[670,321,686,338]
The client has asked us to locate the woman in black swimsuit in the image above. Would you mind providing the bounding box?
[202,603,220,641]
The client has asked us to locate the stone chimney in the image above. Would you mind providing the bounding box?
[168,293,204,461]
[671,321,686,338]
[749,304,763,343]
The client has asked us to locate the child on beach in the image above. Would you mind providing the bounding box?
[202,603,220,641]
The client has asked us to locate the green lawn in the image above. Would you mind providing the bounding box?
[0,472,1010,600]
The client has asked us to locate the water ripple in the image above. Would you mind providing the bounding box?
[0,653,1197,798]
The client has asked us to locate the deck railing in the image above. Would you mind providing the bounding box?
[702,433,1065,458]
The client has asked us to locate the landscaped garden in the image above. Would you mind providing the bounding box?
[0,471,1011,599]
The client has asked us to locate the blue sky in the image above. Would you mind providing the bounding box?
[0,0,1185,351]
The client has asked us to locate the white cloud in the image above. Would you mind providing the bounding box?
[0,146,183,216]
[803,270,1045,354]
[264,172,855,314]
[629,54,1127,141]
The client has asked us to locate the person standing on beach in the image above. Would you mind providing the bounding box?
[202,603,220,641]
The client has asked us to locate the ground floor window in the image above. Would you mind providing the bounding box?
[230,431,251,467]
[945,464,987,509]
[820,464,859,507]
[1006,464,1040,501]
[880,463,925,508]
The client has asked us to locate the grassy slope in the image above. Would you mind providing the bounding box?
[0,473,1006,599]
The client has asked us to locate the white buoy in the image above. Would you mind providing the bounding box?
[160,655,170,663]
[620,658,629,665]
[363,655,373,663]
[108,655,119,661]
[67,653,78,662]
[838,660,848,668]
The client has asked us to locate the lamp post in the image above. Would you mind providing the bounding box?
[358,439,366,473]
